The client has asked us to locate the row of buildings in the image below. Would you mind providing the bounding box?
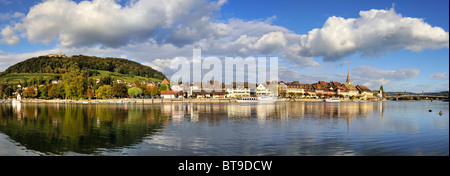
[20,69,380,100]
[161,71,382,100]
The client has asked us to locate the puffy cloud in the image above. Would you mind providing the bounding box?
[0,49,63,71]
[279,67,332,83]
[351,65,419,88]
[360,78,392,89]
[429,72,449,80]
[0,41,193,71]
[1,26,19,45]
[0,1,448,77]
[0,0,319,67]
[297,8,449,61]
[12,0,223,47]
[143,58,174,74]
[0,12,25,21]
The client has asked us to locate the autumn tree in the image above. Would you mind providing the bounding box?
[144,86,158,98]
[38,86,48,99]
[86,88,94,100]
[112,83,128,98]
[48,84,59,99]
[62,65,86,99]
[96,85,112,99]
[316,93,323,97]
[23,86,36,98]
[128,87,143,98]
[0,85,13,99]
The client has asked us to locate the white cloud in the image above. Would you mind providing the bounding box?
[0,12,25,21]
[0,49,64,71]
[351,65,419,88]
[2,1,448,69]
[1,26,19,45]
[296,8,449,61]
[0,1,448,91]
[143,58,174,74]
[361,78,392,89]
[279,67,331,83]
[430,72,449,80]
[11,0,223,47]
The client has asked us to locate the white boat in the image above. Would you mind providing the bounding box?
[12,99,21,103]
[324,97,341,102]
[236,96,285,103]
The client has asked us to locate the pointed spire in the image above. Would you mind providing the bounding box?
[346,65,351,85]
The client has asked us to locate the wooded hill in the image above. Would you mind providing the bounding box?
[0,55,166,86]
[1,55,166,80]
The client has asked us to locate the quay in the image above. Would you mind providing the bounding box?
[4,98,384,104]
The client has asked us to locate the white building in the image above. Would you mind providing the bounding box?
[256,83,271,96]
[226,82,251,98]
[161,90,177,99]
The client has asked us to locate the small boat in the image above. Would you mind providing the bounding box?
[12,99,21,103]
[325,97,341,102]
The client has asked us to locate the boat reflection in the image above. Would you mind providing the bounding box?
[158,102,383,126]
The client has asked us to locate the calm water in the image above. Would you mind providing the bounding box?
[0,101,448,156]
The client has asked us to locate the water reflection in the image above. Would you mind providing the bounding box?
[0,103,169,155]
[148,102,381,128]
[1,101,447,156]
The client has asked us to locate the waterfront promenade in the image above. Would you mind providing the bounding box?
[2,98,386,104]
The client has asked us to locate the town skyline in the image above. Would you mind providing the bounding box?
[0,0,448,93]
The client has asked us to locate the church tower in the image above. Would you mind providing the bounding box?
[346,65,351,85]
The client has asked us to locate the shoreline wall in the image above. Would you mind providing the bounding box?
[0,98,389,104]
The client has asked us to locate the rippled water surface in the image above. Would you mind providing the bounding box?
[0,101,448,156]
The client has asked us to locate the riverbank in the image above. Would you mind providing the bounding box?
[1,98,387,104]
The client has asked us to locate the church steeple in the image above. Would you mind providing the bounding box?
[346,65,351,85]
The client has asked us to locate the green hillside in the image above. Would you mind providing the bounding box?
[0,55,166,86]
[0,71,163,86]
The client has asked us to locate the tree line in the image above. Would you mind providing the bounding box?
[1,55,166,81]
[1,64,171,100]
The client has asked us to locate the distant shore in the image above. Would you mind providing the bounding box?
[0,98,391,104]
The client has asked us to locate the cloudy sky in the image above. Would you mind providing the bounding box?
[0,0,448,92]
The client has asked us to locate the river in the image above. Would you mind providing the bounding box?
[0,101,448,156]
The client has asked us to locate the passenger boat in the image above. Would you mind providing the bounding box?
[236,96,285,103]
[324,97,341,102]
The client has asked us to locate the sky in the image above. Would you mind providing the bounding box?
[0,0,448,92]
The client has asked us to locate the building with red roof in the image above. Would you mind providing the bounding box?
[161,90,177,99]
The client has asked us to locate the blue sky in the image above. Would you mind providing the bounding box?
[0,0,448,92]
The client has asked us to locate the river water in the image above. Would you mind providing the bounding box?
[0,101,448,156]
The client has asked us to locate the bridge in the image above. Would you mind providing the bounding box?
[387,94,449,101]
